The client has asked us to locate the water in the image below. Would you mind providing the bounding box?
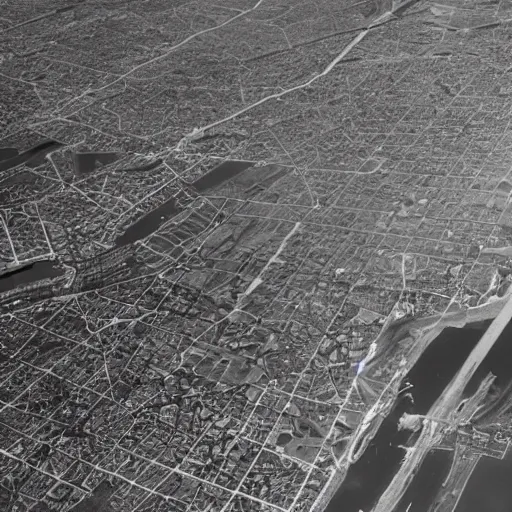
[115,160,254,246]
[192,160,254,192]
[115,197,180,247]
[239,164,288,198]
[392,449,453,512]
[72,151,119,175]
[0,140,63,172]
[464,318,512,402]
[0,261,63,293]
[407,324,487,414]
[454,451,512,512]
[451,318,512,512]
[0,148,18,161]
[325,393,414,512]
[325,323,487,512]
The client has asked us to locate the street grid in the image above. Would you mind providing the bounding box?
[2,0,512,510]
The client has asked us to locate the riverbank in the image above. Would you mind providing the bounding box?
[314,291,512,512]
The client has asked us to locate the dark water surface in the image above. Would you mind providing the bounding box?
[0,148,19,161]
[116,160,254,246]
[72,151,119,175]
[192,160,254,192]
[464,318,512,398]
[393,449,453,512]
[325,393,414,512]
[407,324,488,414]
[115,197,180,247]
[452,318,512,512]
[0,261,63,293]
[326,323,487,512]
[0,140,63,172]
[454,450,512,512]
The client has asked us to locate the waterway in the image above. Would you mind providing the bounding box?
[72,151,119,175]
[115,160,254,246]
[407,323,488,414]
[192,160,254,192]
[0,261,63,293]
[325,391,414,512]
[0,140,63,172]
[0,148,18,161]
[464,317,512,400]
[115,196,180,247]
[392,449,453,512]
[449,318,512,512]
[325,323,488,512]
[454,449,512,512]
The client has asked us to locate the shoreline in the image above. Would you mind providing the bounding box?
[312,292,511,512]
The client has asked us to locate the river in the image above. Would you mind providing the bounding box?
[325,322,488,512]
[454,449,512,512]
[392,449,453,512]
[0,261,63,293]
[450,317,512,512]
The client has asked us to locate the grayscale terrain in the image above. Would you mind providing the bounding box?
[2,0,512,511]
